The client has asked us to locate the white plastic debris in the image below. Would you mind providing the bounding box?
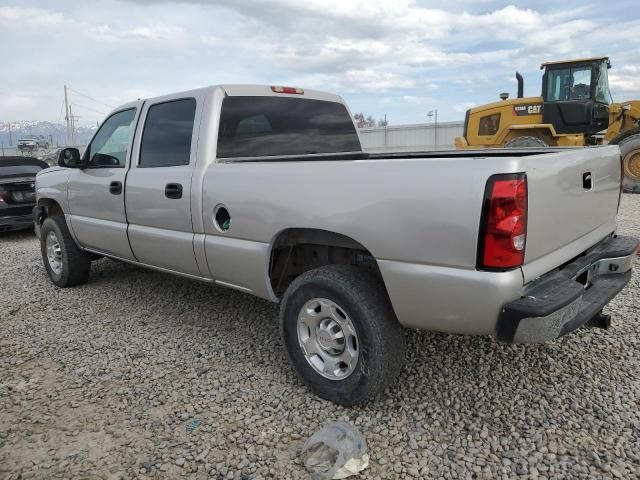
[301,422,369,480]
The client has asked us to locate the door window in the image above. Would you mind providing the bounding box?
[87,109,136,168]
[139,98,196,167]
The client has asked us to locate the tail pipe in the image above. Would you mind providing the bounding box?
[516,72,524,98]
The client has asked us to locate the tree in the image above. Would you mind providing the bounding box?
[353,113,384,128]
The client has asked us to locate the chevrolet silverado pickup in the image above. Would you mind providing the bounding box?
[33,84,637,405]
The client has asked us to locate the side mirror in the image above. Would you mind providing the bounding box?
[58,148,84,168]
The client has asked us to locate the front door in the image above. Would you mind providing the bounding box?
[125,96,202,276]
[67,107,139,260]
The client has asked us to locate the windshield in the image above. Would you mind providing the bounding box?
[217,97,361,158]
[545,66,592,101]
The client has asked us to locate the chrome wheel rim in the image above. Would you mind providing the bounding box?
[297,298,359,380]
[45,231,63,275]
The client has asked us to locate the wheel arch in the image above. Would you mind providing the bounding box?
[37,197,64,219]
[267,228,385,298]
[609,127,640,145]
[499,125,558,146]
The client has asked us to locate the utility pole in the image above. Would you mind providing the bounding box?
[428,109,439,150]
[69,104,78,145]
[8,122,13,147]
[64,85,71,145]
[383,114,388,148]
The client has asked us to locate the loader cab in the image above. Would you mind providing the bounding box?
[541,57,611,136]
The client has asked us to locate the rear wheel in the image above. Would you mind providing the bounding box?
[280,265,406,405]
[504,136,549,148]
[40,215,91,287]
[618,134,640,193]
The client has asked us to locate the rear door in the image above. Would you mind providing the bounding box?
[125,95,203,277]
[520,145,621,282]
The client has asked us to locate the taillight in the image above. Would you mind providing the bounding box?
[478,173,528,270]
[270,86,304,94]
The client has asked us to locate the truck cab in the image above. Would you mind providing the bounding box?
[541,57,611,136]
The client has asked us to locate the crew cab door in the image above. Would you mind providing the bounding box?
[67,106,140,260]
[125,95,203,277]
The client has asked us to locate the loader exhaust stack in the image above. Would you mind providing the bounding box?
[516,72,524,98]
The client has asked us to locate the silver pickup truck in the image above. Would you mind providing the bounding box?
[33,84,637,405]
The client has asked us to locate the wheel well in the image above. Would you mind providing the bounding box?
[269,228,380,297]
[503,128,557,146]
[609,127,640,145]
[37,199,63,222]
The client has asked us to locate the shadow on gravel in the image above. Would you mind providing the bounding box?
[0,229,36,242]
[72,257,637,418]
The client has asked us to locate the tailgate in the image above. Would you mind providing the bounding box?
[520,146,621,283]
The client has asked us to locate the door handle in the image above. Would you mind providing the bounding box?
[165,183,183,199]
[109,181,122,195]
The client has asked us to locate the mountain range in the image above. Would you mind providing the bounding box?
[0,121,97,148]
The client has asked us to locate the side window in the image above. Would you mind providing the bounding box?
[478,113,500,136]
[139,98,196,167]
[87,109,136,168]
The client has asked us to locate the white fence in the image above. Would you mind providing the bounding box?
[2,122,466,159]
[359,121,464,153]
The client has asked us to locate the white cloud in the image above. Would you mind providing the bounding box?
[2,1,639,125]
[454,102,477,113]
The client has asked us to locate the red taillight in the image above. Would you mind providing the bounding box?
[478,174,528,270]
[270,85,304,95]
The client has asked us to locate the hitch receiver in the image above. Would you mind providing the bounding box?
[588,310,611,330]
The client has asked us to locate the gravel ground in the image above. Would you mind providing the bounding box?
[1,195,639,480]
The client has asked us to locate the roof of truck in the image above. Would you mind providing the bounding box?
[110,84,345,114]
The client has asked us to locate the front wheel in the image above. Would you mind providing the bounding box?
[280,265,406,405]
[40,215,91,287]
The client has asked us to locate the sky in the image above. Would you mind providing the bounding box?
[1,0,639,127]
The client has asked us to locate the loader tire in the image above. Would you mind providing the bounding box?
[617,134,640,194]
[504,136,548,148]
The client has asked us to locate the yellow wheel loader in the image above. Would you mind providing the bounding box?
[455,57,640,192]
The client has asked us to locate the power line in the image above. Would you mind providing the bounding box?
[71,101,109,116]
[67,86,115,109]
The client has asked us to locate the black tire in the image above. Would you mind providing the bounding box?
[280,265,406,405]
[617,134,640,193]
[40,215,91,287]
[504,136,549,148]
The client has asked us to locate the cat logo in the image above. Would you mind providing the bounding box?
[513,104,543,116]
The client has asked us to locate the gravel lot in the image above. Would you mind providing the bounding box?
[1,195,639,480]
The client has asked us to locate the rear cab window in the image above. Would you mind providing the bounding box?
[217,97,361,159]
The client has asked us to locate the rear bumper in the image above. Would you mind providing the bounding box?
[497,235,638,343]
[0,213,34,232]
